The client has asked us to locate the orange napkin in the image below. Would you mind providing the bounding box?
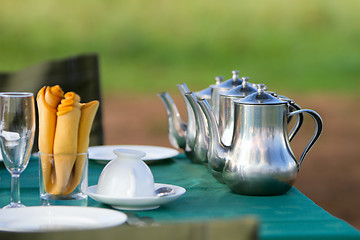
[37,86,99,195]
[37,86,64,194]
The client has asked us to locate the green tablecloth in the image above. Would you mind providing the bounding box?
[0,154,359,240]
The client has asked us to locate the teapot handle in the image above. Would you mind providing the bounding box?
[288,102,304,142]
[288,109,323,167]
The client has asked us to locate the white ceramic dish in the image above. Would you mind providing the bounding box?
[88,145,179,163]
[88,183,186,210]
[0,206,127,232]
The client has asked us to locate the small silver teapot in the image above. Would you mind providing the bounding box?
[198,84,323,195]
[158,76,223,162]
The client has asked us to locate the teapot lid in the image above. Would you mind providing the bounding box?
[237,84,286,105]
[277,95,295,104]
[195,76,224,98]
[213,70,242,90]
[266,91,278,97]
[220,77,257,98]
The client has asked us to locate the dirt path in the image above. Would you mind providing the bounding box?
[102,93,360,230]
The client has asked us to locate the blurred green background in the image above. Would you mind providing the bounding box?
[0,0,359,95]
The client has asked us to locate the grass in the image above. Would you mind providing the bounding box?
[0,0,359,95]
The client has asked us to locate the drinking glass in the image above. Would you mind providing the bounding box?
[39,152,88,206]
[0,92,35,208]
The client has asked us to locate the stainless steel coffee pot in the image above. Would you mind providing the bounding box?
[182,78,261,165]
[198,84,323,195]
[183,84,302,165]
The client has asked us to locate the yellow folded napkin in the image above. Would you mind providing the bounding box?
[37,86,64,194]
[37,86,99,195]
[37,85,64,154]
[71,101,100,193]
[52,92,82,194]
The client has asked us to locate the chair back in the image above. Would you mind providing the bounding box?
[0,54,104,152]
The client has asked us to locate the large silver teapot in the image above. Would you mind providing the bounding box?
[198,84,323,195]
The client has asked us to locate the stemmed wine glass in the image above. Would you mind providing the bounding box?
[0,92,35,208]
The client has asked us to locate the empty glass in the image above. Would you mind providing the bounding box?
[0,92,35,208]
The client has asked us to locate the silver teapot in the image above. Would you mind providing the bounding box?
[182,77,258,165]
[158,76,223,162]
[198,84,323,195]
[194,83,304,182]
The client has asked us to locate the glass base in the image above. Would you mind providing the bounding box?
[3,202,26,209]
[40,193,88,207]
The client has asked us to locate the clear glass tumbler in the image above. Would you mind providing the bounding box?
[38,152,88,206]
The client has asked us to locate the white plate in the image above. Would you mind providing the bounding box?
[88,183,186,211]
[0,206,127,232]
[88,145,179,163]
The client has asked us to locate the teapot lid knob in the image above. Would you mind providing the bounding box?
[215,76,224,84]
[215,70,242,89]
[242,77,250,86]
[232,70,240,81]
[257,84,267,94]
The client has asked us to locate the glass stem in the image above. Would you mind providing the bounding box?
[10,173,21,204]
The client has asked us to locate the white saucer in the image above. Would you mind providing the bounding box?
[0,206,127,232]
[88,145,179,164]
[88,183,186,211]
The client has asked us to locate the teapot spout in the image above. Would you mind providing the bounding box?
[197,99,229,183]
[184,92,209,164]
[158,92,187,150]
[176,83,196,158]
